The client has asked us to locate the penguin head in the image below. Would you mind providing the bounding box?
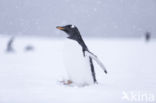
[56,25,81,40]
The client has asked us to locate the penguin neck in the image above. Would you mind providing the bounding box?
[77,39,88,50]
[76,36,89,56]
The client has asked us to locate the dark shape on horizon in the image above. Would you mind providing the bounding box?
[56,24,107,85]
[6,37,15,53]
[25,45,34,52]
[145,32,151,42]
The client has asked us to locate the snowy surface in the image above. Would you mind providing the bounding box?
[0,36,156,103]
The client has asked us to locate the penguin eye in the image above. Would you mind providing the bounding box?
[70,25,75,28]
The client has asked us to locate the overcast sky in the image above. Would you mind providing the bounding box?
[0,0,156,38]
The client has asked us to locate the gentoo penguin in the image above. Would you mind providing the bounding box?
[6,37,15,52]
[145,32,151,42]
[56,25,107,86]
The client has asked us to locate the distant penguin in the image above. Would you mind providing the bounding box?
[25,45,34,52]
[145,32,151,42]
[56,25,107,86]
[6,37,15,52]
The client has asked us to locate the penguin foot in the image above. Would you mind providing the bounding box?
[64,80,73,85]
[60,80,73,85]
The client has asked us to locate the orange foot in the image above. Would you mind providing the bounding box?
[60,80,73,85]
[65,80,73,85]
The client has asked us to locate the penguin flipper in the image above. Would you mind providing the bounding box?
[85,51,108,74]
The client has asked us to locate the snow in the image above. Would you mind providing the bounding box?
[0,36,156,103]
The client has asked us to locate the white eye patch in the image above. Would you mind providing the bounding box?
[71,25,75,28]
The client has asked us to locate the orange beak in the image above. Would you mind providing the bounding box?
[56,26,64,30]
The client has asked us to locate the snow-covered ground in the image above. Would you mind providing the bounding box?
[0,36,156,103]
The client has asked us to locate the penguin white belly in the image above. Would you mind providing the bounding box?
[62,40,94,85]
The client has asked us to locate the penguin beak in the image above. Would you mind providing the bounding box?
[56,26,65,30]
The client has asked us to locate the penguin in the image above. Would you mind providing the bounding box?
[56,24,107,86]
[145,32,151,42]
[6,37,15,53]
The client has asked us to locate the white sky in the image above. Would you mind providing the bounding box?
[0,0,156,38]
